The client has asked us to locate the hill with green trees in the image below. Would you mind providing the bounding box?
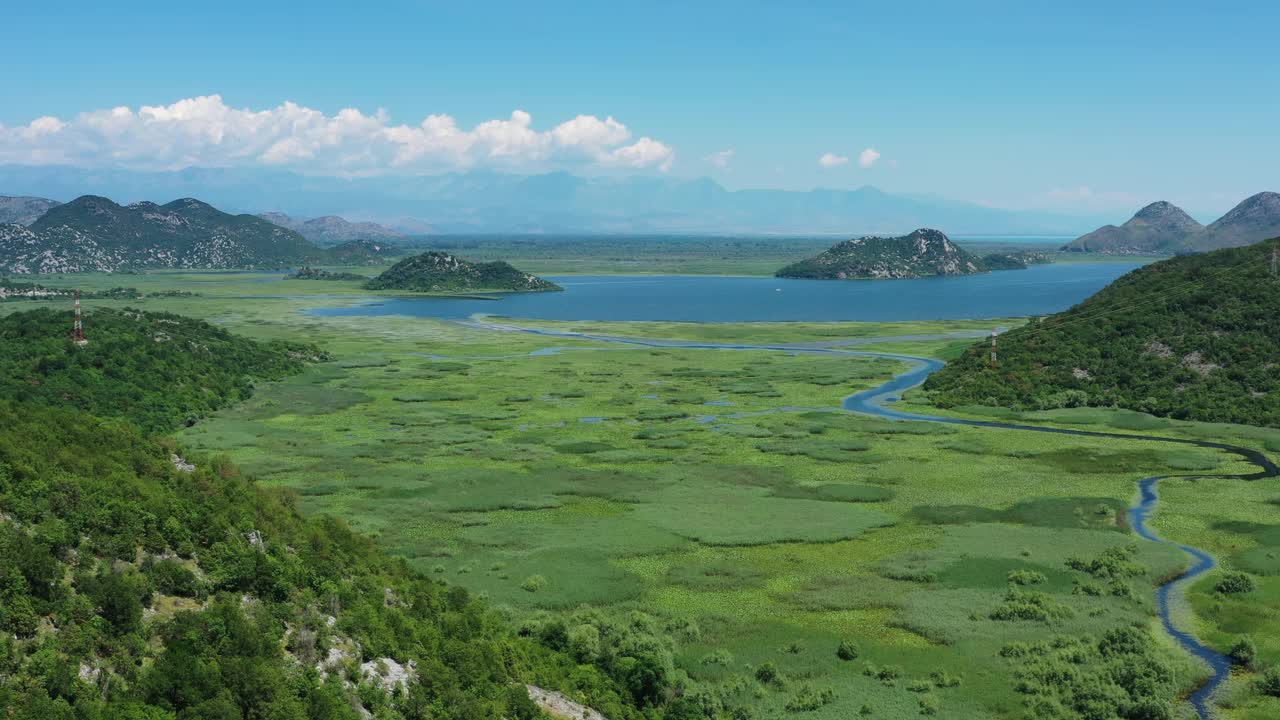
[0,308,325,432]
[775,228,1036,279]
[924,237,1280,426]
[0,307,728,720]
[365,251,562,293]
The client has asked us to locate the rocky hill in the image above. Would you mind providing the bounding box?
[775,228,1027,279]
[259,211,404,245]
[0,194,60,225]
[1061,201,1203,254]
[365,251,562,293]
[0,195,379,273]
[1181,192,1280,252]
[924,237,1280,426]
[1062,193,1280,254]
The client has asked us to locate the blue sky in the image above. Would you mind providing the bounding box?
[3,1,1277,216]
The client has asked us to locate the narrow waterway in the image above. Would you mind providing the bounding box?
[475,321,1277,718]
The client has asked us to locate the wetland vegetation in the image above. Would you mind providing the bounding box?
[4,264,1280,719]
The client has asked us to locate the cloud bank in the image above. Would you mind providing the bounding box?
[0,95,675,175]
[858,147,881,168]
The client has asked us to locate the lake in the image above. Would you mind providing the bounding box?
[309,262,1145,323]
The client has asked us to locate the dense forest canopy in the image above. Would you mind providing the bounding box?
[924,237,1280,426]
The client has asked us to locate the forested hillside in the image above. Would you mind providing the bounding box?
[0,307,730,720]
[925,238,1280,426]
[0,308,324,431]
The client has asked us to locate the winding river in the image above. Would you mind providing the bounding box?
[477,321,1278,718]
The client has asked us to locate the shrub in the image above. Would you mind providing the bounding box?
[754,662,780,685]
[521,575,547,593]
[784,684,834,712]
[1259,667,1280,698]
[836,639,859,661]
[1215,571,1256,594]
[145,557,202,598]
[1008,569,1047,586]
[1228,637,1257,668]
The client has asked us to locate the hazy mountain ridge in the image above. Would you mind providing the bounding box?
[775,228,1027,279]
[1063,193,1280,254]
[0,195,61,225]
[0,165,1102,235]
[258,211,406,244]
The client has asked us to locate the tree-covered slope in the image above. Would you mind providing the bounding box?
[0,401,653,720]
[365,251,562,293]
[0,308,325,431]
[0,308,718,720]
[924,237,1280,426]
[775,228,1024,279]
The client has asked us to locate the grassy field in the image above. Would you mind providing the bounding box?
[5,276,1276,718]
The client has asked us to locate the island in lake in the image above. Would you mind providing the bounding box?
[364,251,563,293]
[775,228,1039,279]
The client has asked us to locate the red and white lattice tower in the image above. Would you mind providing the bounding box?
[72,290,88,347]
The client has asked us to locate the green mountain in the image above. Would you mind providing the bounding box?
[924,237,1280,426]
[365,251,562,293]
[0,196,342,273]
[0,307,659,720]
[775,228,1027,279]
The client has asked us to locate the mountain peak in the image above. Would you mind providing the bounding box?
[1210,191,1280,228]
[1125,201,1201,230]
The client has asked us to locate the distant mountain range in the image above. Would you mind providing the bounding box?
[0,165,1103,235]
[776,229,1036,279]
[0,195,397,273]
[257,212,407,245]
[1063,192,1280,254]
[0,195,61,225]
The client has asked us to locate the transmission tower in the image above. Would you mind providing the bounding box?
[989,330,998,367]
[71,290,88,347]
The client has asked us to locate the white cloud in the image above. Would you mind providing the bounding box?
[0,95,675,175]
[818,152,849,168]
[858,147,881,168]
[706,149,735,169]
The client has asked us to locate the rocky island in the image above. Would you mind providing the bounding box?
[776,228,1032,279]
[363,251,562,293]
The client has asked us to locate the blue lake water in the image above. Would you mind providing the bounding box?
[309,262,1144,322]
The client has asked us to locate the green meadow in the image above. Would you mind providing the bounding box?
[6,274,1279,718]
